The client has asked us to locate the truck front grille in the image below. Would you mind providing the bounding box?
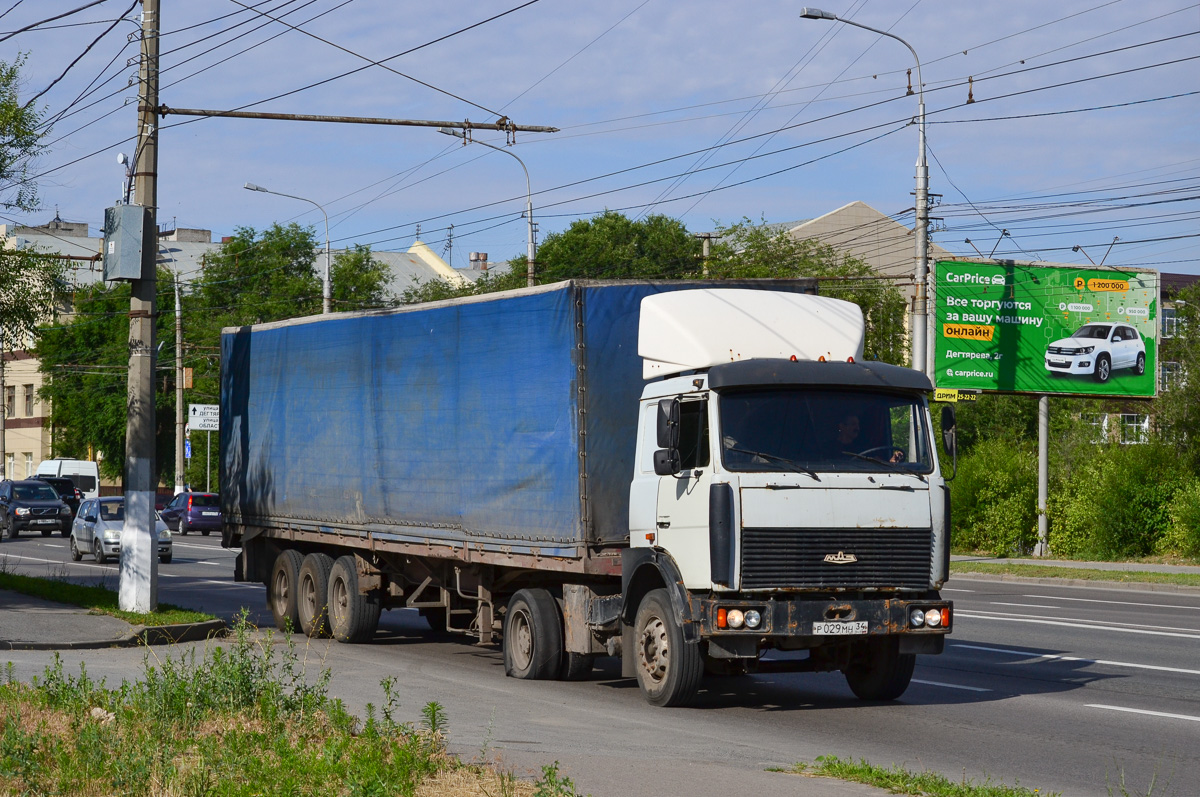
[740,527,932,590]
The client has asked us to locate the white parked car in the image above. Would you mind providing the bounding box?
[69,496,173,564]
[1044,323,1146,383]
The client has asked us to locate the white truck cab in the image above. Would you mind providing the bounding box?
[620,289,953,705]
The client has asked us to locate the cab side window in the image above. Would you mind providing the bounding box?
[677,400,710,470]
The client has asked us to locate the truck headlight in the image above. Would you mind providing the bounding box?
[726,609,745,629]
[926,609,942,628]
[744,610,761,629]
[910,608,925,628]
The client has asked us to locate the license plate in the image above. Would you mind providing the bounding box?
[202,511,218,516]
[812,621,868,635]
[32,519,56,525]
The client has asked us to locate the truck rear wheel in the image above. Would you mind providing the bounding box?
[297,553,334,638]
[328,555,381,643]
[634,588,703,707]
[268,549,305,633]
[503,589,563,680]
[843,638,915,701]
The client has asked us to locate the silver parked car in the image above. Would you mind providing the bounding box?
[69,497,173,564]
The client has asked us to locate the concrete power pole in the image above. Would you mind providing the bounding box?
[174,274,184,495]
[120,0,160,613]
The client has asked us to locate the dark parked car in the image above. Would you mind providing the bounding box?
[0,479,73,538]
[35,477,82,521]
[160,491,221,536]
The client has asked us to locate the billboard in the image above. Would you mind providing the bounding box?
[933,260,1158,397]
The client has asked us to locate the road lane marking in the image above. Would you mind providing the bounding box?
[172,543,235,552]
[912,679,992,692]
[1088,704,1200,723]
[1027,594,1200,611]
[942,588,975,592]
[197,561,225,566]
[955,610,1200,637]
[991,602,1060,609]
[952,643,1200,676]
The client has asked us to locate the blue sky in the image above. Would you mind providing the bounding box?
[4,0,1198,274]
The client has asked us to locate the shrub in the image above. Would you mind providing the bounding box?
[1157,478,1200,558]
[1050,443,1189,559]
[950,438,1038,556]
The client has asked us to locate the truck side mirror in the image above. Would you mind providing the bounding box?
[653,448,681,476]
[655,398,682,475]
[940,404,958,481]
[656,398,680,449]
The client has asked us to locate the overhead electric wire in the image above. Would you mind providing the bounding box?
[0,0,109,44]
[21,0,136,110]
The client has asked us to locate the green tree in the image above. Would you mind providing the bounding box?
[0,55,44,212]
[530,211,700,281]
[34,270,174,483]
[1154,283,1200,463]
[330,244,393,311]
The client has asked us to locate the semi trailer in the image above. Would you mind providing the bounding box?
[221,279,954,706]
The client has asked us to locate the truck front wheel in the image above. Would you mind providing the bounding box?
[633,589,703,707]
[843,638,915,700]
[503,589,563,680]
[268,549,305,632]
[297,553,334,638]
[328,555,381,643]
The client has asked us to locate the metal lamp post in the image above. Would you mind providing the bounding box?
[438,128,537,287]
[244,182,332,313]
[800,7,930,375]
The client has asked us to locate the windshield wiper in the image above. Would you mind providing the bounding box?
[727,447,820,481]
[841,451,927,482]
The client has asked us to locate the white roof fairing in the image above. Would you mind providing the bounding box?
[638,289,865,379]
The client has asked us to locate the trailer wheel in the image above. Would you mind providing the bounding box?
[633,588,703,707]
[328,555,381,643]
[843,638,915,701]
[503,589,563,680]
[268,549,305,632]
[297,553,334,638]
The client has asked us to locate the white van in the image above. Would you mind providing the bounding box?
[34,459,101,499]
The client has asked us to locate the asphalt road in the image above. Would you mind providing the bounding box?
[1,532,1198,797]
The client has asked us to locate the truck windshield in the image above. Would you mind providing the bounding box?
[719,388,933,474]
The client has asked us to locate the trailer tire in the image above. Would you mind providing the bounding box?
[268,549,305,633]
[328,555,381,643]
[634,588,703,707]
[503,589,563,680]
[297,553,334,638]
[843,638,915,701]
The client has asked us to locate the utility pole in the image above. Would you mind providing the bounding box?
[174,273,184,495]
[121,0,159,613]
[694,233,713,277]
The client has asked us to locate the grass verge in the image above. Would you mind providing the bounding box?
[781,755,1057,796]
[949,561,1200,588]
[0,614,583,796]
[0,570,214,626]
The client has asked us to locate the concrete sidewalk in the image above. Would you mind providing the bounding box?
[0,589,225,650]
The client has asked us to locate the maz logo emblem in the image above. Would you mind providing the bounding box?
[823,551,858,564]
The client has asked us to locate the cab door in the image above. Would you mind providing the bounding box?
[654,397,713,588]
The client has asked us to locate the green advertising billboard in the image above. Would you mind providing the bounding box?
[933,260,1158,397]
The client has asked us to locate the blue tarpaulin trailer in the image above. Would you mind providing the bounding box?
[221,279,815,569]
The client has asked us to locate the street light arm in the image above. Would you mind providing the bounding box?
[244,182,332,313]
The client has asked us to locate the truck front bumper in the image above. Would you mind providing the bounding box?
[697,595,952,639]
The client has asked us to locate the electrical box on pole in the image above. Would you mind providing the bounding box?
[103,205,154,281]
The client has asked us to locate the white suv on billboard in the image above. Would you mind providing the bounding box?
[1045,323,1146,383]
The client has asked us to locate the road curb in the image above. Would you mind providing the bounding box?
[951,571,1200,595]
[0,619,227,651]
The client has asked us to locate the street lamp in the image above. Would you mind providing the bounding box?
[800,7,930,375]
[244,182,332,314]
[438,127,536,288]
